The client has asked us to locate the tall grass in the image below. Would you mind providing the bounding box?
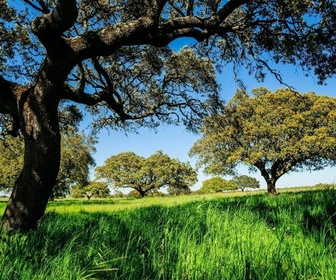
[1,190,336,279]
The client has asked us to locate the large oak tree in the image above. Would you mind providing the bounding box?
[190,88,336,194]
[95,150,197,197]
[1,0,336,231]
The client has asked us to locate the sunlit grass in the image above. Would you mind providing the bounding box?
[1,189,336,279]
[45,192,251,213]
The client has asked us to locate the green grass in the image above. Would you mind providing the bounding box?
[1,190,336,279]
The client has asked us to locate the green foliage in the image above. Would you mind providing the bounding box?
[126,189,142,199]
[71,181,110,200]
[2,0,336,132]
[2,190,336,279]
[200,177,238,194]
[0,1,32,73]
[232,175,260,191]
[167,185,191,195]
[0,128,96,196]
[54,128,96,198]
[190,88,336,193]
[0,136,23,191]
[95,150,197,197]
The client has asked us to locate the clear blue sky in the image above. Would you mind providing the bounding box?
[90,55,336,191]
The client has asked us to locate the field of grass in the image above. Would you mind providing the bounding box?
[1,189,336,279]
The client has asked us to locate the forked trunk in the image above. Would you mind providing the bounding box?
[266,179,277,195]
[258,167,278,195]
[1,86,60,232]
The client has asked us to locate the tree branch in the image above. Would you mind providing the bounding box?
[167,0,186,17]
[31,0,78,40]
[62,85,132,121]
[62,85,104,106]
[68,0,245,60]
[209,0,249,26]
[22,0,50,13]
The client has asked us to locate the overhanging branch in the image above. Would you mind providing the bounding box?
[31,0,78,40]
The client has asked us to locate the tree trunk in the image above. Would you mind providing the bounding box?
[257,164,278,195]
[140,191,146,198]
[1,85,60,232]
[266,179,277,195]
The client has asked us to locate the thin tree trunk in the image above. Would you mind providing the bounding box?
[1,85,60,232]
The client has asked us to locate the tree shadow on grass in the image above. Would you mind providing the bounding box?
[1,205,199,279]
[300,190,336,244]
[240,189,336,244]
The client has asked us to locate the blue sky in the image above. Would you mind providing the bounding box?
[90,57,336,191]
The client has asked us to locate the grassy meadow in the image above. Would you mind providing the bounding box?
[1,189,336,279]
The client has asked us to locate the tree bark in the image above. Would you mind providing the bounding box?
[255,162,278,195]
[1,84,61,232]
[266,179,277,195]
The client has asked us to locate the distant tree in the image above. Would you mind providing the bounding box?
[126,190,142,199]
[199,177,238,194]
[95,150,197,197]
[232,175,260,192]
[85,181,110,200]
[190,88,336,194]
[0,137,23,192]
[53,128,96,199]
[167,185,191,195]
[113,190,125,198]
[71,181,110,200]
[69,185,83,199]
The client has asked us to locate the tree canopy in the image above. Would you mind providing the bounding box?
[0,137,23,192]
[190,88,336,194]
[1,0,336,231]
[53,128,96,199]
[95,150,197,197]
[199,177,238,194]
[232,175,260,192]
[71,181,110,200]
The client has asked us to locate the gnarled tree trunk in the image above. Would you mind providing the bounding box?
[1,84,60,232]
[265,178,277,195]
[256,163,278,195]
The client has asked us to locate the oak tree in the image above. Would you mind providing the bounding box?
[190,88,336,194]
[95,151,197,197]
[231,175,260,192]
[52,128,96,199]
[0,137,23,192]
[1,0,336,231]
[71,181,110,200]
[199,177,237,194]
[167,185,191,195]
